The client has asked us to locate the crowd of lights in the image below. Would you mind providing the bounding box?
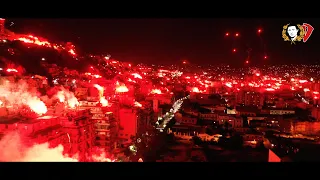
[1,19,320,162]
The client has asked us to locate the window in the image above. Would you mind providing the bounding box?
[100,125,108,129]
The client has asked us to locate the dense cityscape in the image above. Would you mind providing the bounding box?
[0,18,319,162]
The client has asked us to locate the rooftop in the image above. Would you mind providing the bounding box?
[236,106,260,112]
[262,107,295,111]
[0,116,21,124]
[30,124,62,137]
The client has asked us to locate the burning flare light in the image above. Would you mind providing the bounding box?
[55,88,79,109]
[0,132,77,162]
[0,80,47,115]
[0,132,116,162]
[94,84,109,107]
[16,35,77,57]
[131,73,142,79]
[192,87,200,93]
[134,101,142,108]
[151,89,162,94]
[115,82,129,93]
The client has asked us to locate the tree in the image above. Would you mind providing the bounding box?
[166,117,176,128]
[218,135,228,146]
[228,134,244,150]
[242,116,249,127]
[219,121,232,136]
[166,133,175,141]
[130,135,136,142]
[124,147,132,157]
[256,140,265,150]
[192,136,202,145]
[224,121,232,130]
[205,127,214,135]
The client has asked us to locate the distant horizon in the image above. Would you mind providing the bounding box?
[127,61,320,67]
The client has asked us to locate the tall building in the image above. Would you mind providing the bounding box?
[264,92,276,105]
[236,90,266,107]
[79,97,120,153]
[244,91,264,106]
[118,108,137,145]
[28,116,65,148]
[0,115,66,148]
[235,90,245,105]
[207,86,219,94]
[60,109,94,161]
[136,109,152,136]
[0,108,94,161]
[93,109,118,152]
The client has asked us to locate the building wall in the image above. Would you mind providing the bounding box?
[119,108,137,143]
[137,109,152,136]
[237,111,257,117]
[312,107,320,121]
[270,110,295,115]
[60,109,94,161]
[244,92,264,106]
[179,116,197,125]
[235,90,245,104]
[0,116,80,158]
[292,121,320,136]
[92,108,112,150]
[80,103,119,152]
[277,118,292,133]
[242,134,263,142]
[199,113,217,120]
[0,107,117,161]
[217,115,243,128]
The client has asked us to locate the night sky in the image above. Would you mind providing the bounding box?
[7,18,320,66]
